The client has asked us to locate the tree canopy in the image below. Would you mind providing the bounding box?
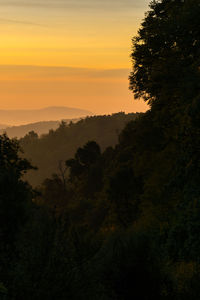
[1,1,200,299]
[129,0,200,106]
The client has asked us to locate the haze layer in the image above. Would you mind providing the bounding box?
[0,0,149,115]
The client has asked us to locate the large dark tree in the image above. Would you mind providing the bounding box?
[128,0,200,269]
[0,134,34,296]
[129,0,200,106]
[0,134,34,243]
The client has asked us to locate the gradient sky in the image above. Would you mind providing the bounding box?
[0,0,149,115]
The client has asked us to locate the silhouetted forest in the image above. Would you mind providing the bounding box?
[0,118,80,138]
[1,0,200,299]
[20,113,138,186]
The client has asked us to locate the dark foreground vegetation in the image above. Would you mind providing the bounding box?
[1,0,200,299]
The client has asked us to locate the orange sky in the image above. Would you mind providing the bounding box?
[0,0,149,115]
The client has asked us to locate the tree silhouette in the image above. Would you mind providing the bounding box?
[0,134,34,295]
[129,0,200,106]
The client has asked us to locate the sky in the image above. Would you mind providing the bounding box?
[0,0,149,115]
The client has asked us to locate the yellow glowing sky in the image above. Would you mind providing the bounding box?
[0,0,149,115]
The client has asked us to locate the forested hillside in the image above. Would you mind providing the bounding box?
[1,1,200,299]
[0,118,79,138]
[20,113,138,186]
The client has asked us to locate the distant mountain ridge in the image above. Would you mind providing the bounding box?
[0,106,92,125]
[0,118,80,138]
[0,123,8,129]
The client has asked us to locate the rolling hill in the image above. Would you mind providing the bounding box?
[0,106,92,125]
[0,118,79,138]
[20,113,139,186]
[0,124,8,129]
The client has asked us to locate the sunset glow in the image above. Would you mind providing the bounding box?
[0,0,149,115]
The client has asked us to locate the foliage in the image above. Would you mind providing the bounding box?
[20,113,138,186]
[0,134,34,298]
[2,0,200,299]
[129,0,200,106]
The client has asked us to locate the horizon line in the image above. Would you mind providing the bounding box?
[0,64,131,71]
